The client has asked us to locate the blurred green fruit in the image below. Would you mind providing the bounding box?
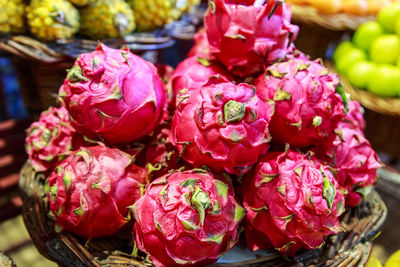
[370,34,400,65]
[353,21,384,51]
[335,47,367,74]
[333,41,354,63]
[368,64,400,97]
[377,2,400,32]
[346,61,376,89]
[394,16,400,36]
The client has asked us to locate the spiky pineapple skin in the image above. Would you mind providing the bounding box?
[127,0,173,32]
[26,0,79,41]
[80,0,135,39]
[0,0,26,33]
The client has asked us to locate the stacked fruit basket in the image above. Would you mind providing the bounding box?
[20,0,386,266]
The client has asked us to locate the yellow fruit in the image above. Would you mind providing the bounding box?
[127,0,174,32]
[342,0,369,15]
[368,0,392,15]
[385,250,400,267]
[80,0,135,39]
[0,0,26,34]
[67,0,93,7]
[308,0,343,14]
[26,0,80,41]
[366,255,383,267]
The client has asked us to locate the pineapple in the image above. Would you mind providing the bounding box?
[26,0,80,41]
[67,0,93,7]
[80,0,135,39]
[127,0,174,32]
[0,0,26,34]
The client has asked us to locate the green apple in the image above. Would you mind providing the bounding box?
[346,61,376,90]
[333,41,354,63]
[368,64,400,97]
[353,21,384,51]
[335,47,367,74]
[395,16,400,36]
[370,34,400,65]
[377,2,400,32]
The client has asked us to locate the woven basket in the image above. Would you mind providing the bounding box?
[19,162,387,267]
[326,61,400,159]
[0,252,16,267]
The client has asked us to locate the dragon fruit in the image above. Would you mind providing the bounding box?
[188,28,210,58]
[25,106,87,173]
[132,170,245,266]
[317,125,382,207]
[341,100,366,132]
[243,150,345,254]
[255,58,346,148]
[47,145,147,239]
[170,56,233,99]
[204,0,299,78]
[59,43,167,145]
[172,81,274,175]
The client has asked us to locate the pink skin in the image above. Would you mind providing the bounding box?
[317,124,382,207]
[59,43,167,145]
[170,56,233,99]
[133,170,245,267]
[25,106,88,173]
[171,81,274,175]
[204,0,299,78]
[243,150,345,254]
[47,145,147,239]
[187,28,210,58]
[341,100,366,132]
[255,58,345,148]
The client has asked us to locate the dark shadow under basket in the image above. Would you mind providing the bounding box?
[19,162,387,267]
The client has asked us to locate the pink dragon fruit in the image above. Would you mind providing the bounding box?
[341,100,366,132]
[188,28,210,58]
[317,125,381,207]
[204,0,299,78]
[170,56,233,98]
[133,170,245,267]
[255,58,346,148]
[171,81,274,175]
[47,145,147,239]
[59,43,167,145]
[25,106,87,173]
[242,150,345,254]
[144,123,190,181]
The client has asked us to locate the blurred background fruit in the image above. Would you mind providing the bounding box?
[80,0,135,39]
[67,0,93,7]
[26,0,80,41]
[0,0,26,34]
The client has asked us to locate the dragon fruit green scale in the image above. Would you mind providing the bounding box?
[171,82,274,175]
[242,150,345,254]
[59,43,167,145]
[47,145,147,239]
[255,58,346,148]
[133,170,245,267]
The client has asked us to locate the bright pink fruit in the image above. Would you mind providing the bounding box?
[25,106,87,173]
[317,125,382,207]
[341,100,366,132]
[172,81,274,175]
[170,56,233,98]
[243,150,345,254]
[59,43,167,145]
[133,170,245,267]
[204,0,299,77]
[255,58,345,148]
[188,28,210,58]
[47,145,147,239]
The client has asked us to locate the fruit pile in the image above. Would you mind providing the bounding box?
[25,0,382,266]
[1,0,201,41]
[286,0,398,16]
[334,2,400,98]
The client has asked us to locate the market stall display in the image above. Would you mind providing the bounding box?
[18,0,387,266]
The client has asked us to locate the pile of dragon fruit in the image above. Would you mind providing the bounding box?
[25,0,382,266]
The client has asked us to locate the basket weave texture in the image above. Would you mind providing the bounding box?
[19,162,387,267]
[290,4,375,31]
